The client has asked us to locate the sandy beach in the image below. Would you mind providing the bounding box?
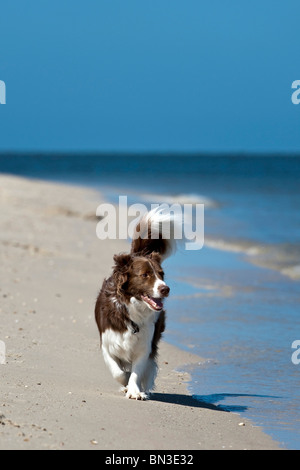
[0,174,280,450]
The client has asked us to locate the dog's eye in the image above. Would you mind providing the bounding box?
[141,273,149,278]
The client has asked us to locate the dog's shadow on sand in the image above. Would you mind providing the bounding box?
[152,392,279,413]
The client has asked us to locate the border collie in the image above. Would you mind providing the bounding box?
[95,207,178,400]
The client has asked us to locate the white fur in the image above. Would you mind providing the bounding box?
[132,206,182,260]
[101,299,160,400]
[152,277,166,298]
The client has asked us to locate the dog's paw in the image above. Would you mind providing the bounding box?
[126,390,148,401]
[120,386,128,394]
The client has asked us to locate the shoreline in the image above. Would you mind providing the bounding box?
[0,174,280,450]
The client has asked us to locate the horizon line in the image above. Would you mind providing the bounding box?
[0,150,300,157]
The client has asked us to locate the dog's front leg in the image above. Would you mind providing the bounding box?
[102,345,130,387]
[126,355,149,400]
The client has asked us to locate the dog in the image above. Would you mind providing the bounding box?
[95,207,178,400]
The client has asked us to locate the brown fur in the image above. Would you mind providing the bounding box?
[94,251,167,359]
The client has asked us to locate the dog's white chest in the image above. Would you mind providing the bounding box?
[102,300,158,364]
[102,323,154,363]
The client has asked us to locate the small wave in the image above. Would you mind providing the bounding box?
[205,237,263,256]
[205,237,300,281]
[141,192,218,208]
[280,265,300,280]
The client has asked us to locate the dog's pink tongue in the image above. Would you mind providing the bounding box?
[150,297,163,310]
[142,295,164,311]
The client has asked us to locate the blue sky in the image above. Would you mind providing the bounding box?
[0,0,299,152]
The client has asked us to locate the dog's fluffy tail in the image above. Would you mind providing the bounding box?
[130,206,182,260]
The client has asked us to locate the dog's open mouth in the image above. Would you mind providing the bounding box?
[141,295,163,311]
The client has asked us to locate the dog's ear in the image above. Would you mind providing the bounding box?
[149,251,162,265]
[113,253,132,270]
[113,253,131,296]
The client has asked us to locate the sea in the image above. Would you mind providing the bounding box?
[1,153,299,449]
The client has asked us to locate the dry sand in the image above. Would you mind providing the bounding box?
[0,174,280,450]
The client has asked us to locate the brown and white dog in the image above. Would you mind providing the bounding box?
[95,207,178,400]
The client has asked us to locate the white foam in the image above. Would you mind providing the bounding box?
[205,237,300,281]
[281,265,300,280]
[141,192,218,208]
[205,238,262,256]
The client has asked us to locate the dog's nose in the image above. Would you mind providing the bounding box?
[159,285,170,297]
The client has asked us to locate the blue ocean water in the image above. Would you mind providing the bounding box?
[1,153,300,449]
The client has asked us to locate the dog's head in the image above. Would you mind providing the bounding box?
[113,252,170,312]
